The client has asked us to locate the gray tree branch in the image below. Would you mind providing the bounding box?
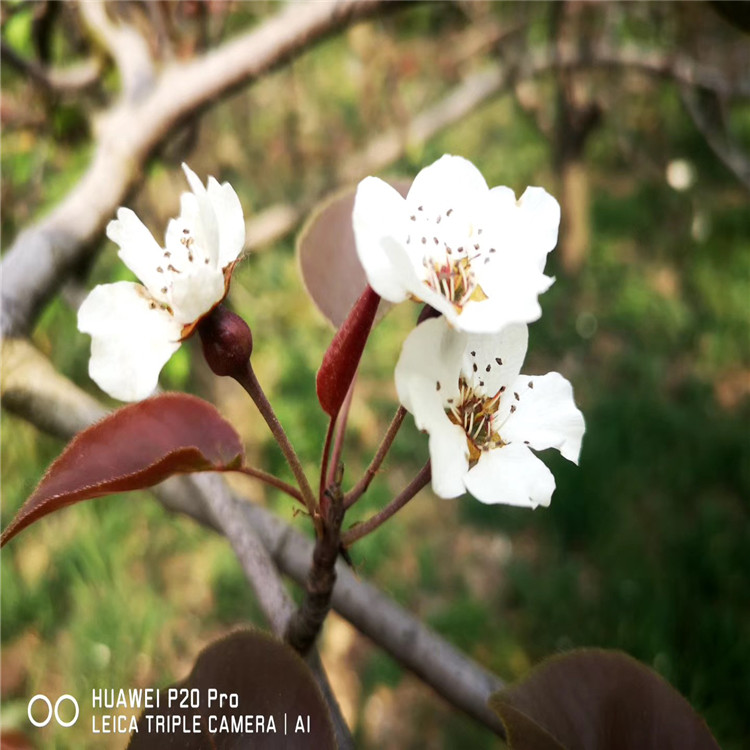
[1,341,505,737]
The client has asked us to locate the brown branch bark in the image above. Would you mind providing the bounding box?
[0,0,396,339]
[1,341,506,737]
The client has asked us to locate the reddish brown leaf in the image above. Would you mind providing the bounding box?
[127,629,336,750]
[489,649,720,750]
[297,179,410,328]
[1,394,244,546]
[316,285,380,419]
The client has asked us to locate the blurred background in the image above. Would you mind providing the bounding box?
[1,2,749,748]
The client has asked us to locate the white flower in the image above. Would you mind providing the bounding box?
[395,316,584,507]
[353,154,560,334]
[78,164,245,401]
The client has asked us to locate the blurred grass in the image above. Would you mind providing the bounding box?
[2,3,749,749]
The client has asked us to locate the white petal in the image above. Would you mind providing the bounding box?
[516,187,561,271]
[464,442,556,508]
[207,176,246,267]
[107,208,165,298]
[428,417,470,499]
[395,317,463,427]
[407,155,488,210]
[353,177,410,302]
[182,163,220,266]
[459,324,528,396]
[169,268,226,325]
[500,373,585,463]
[461,264,554,332]
[77,282,182,401]
[164,193,202,268]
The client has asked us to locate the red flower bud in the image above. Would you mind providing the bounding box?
[198,306,253,378]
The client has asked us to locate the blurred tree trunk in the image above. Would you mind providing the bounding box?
[552,2,601,275]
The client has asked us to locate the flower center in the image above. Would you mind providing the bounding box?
[446,377,505,464]
[407,206,492,312]
[423,255,481,310]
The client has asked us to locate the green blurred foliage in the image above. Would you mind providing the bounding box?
[2,2,748,748]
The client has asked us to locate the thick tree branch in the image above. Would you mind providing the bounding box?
[0,0,395,339]
[78,0,155,100]
[1,341,505,737]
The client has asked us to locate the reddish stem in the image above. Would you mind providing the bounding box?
[342,462,431,546]
[327,377,356,489]
[344,406,406,509]
[234,466,304,505]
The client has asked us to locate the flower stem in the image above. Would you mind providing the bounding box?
[319,417,336,503]
[236,363,319,527]
[341,461,431,546]
[327,378,355,488]
[234,466,305,506]
[344,405,406,509]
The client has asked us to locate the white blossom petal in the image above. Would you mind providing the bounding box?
[516,186,561,271]
[464,442,556,508]
[500,373,585,463]
[107,208,165,300]
[353,177,410,302]
[395,317,463,427]
[464,263,554,331]
[181,163,220,266]
[428,418,470,499]
[169,269,226,325]
[460,323,528,396]
[407,155,488,210]
[77,282,182,401]
[207,176,246,267]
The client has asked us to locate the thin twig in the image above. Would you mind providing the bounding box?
[234,466,304,505]
[342,461,431,546]
[319,416,336,503]
[326,377,356,489]
[234,363,319,527]
[0,40,102,93]
[344,405,406,509]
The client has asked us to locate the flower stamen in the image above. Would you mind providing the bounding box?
[446,377,506,464]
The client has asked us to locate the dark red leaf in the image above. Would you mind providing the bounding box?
[489,649,720,750]
[1,393,244,546]
[127,629,336,750]
[297,180,410,328]
[316,285,380,419]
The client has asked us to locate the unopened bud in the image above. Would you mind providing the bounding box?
[198,305,253,377]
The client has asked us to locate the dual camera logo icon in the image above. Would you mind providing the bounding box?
[28,694,80,728]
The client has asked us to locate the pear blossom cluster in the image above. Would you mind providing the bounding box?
[78,164,245,402]
[354,155,585,508]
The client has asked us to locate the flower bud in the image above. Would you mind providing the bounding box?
[198,305,253,378]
